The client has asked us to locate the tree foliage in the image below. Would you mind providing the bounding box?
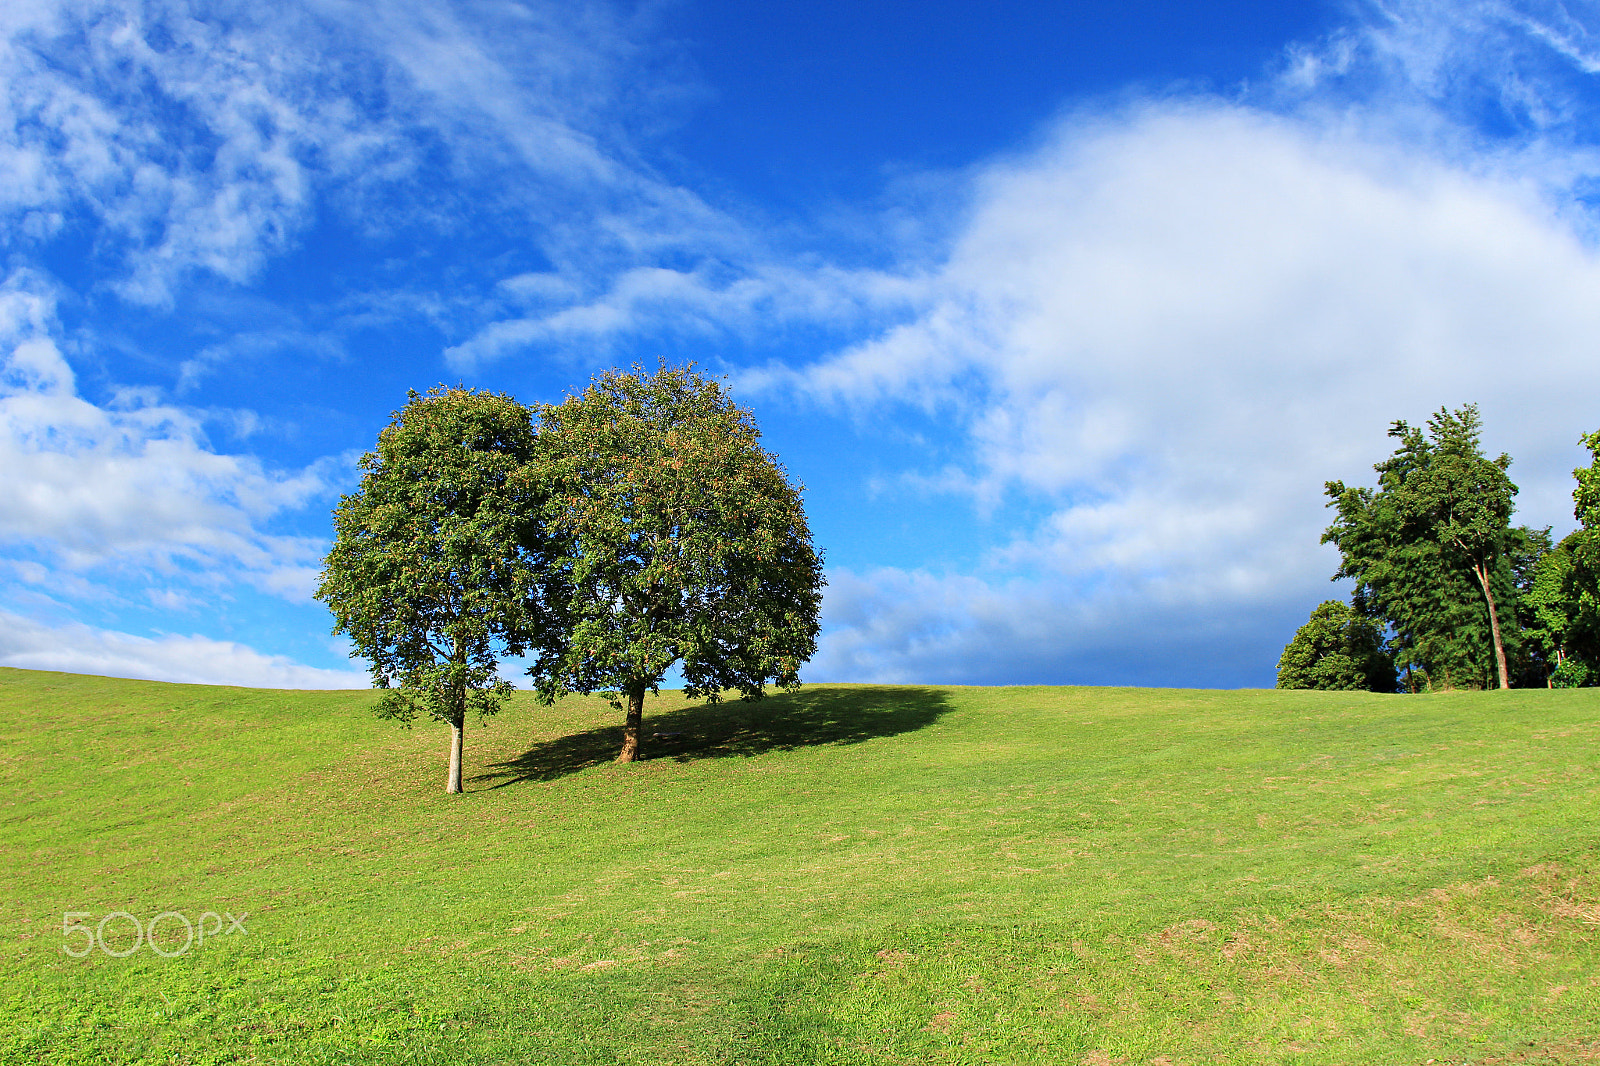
[528,365,825,762]
[316,387,553,792]
[1322,405,1530,691]
[1276,600,1396,691]
[1530,429,1600,687]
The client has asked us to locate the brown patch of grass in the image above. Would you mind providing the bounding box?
[1220,931,1251,960]
[1080,1051,1125,1066]
[1066,991,1106,1013]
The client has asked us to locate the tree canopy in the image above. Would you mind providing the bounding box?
[1519,531,1590,686]
[1276,600,1396,692]
[527,365,826,763]
[315,386,555,792]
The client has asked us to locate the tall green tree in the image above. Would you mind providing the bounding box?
[1276,600,1396,691]
[1323,405,1527,690]
[1397,406,1519,688]
[528,365,825,763]
[316,387,553,793]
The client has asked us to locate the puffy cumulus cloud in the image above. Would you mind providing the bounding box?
[0,607,367,687]
[803,101,1600,552]
[0,279,337,599]
[789,3,1600,685]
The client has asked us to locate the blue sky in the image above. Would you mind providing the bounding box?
[6,0,1600,689]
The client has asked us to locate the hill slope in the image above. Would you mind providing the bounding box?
[1,668,1597,1064]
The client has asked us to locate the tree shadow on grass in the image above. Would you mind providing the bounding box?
[471,685,954,789]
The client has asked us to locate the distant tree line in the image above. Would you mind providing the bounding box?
[1278,405,1600,692]
[316,366,826,792]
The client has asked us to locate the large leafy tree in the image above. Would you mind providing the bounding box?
[1398,407,1520,688]
[1276,600,1396,692]
[316,387,554,793]
[528,365,825,763]
[1323,405,1527,690]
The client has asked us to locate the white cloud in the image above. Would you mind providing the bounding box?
[0,607,367,687]
[0,277,337,599]
[444,261,917,369]
[0,1,383,305]
[801,101,1600,534]
[0,0,734,313]
[176,327,344,392]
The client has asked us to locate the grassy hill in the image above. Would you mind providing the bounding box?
[1,667,1597,1064]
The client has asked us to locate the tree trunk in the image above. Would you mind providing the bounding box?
[1472,561,1510,690]
[447,716,464,793]
[447,639,467,793]
[617,682,645,763]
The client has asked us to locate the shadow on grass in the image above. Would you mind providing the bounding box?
[471,686,953,789]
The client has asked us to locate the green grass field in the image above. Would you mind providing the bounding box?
[2,667,1597,1064]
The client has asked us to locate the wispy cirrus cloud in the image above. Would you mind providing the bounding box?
[1,0,386,305]
[444,260,924,369]
[0,0,738,311]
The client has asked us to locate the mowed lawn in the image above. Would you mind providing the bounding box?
[1,668,1597,1065]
